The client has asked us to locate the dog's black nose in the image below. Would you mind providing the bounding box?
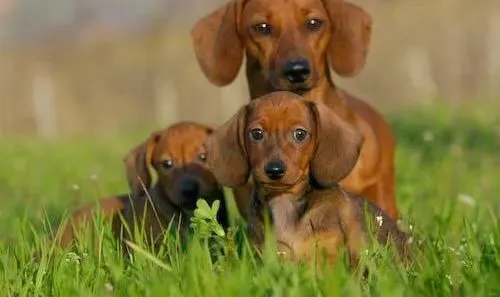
[264,160,286,180]
[282,59,311,84]
[179,177,200,200]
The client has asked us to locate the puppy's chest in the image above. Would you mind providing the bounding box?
[272,204,345,259]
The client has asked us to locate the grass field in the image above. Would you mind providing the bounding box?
[0,102,499,296]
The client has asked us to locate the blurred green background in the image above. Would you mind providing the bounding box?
[0,0,499,137]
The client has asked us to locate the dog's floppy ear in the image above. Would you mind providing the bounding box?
[323,1,372,77]
[123,131,162,197]
[191,0,244,86]
[308,102,363,187]
[205,106,249,187]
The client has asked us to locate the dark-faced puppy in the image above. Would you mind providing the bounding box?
[55,122,229,251]
[205,92,411,267]
[192,0,399,222]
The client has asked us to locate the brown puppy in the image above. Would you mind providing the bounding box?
[191,0,398,221]
[56,195,128,248]
[204,92,410,267]
[55,122,229,251]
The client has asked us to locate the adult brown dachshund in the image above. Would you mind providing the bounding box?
[191,0,399,221]
[204,92,411,267]
[55,122,229,251]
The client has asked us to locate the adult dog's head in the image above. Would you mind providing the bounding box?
[192,0,372,93]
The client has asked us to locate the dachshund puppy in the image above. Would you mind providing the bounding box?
[55,122,229,252]
[204,92,411,267]
[56,195,128,248]
[192,0,399,221]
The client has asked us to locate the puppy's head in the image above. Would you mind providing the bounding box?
[123,122,220,210]
[205,91,363,195]
[191,0,371,93]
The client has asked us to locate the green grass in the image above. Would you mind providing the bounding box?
[1,102,500,296]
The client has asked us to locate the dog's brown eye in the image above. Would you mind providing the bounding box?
[199,152,207,162]
[305,18,323,32]
[249,128,264,141]
[161,159,174,169]
[293,128,308,142]
[253,23,272,36]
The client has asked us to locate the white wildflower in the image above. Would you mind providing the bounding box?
[104,283,114,292]
[71,184,80,191]
[458,194,476,207]
[446,274,453,285]
[65,252,81,265]
[422,131,434,142]
[375,215,384,227]
[407,236,414,245]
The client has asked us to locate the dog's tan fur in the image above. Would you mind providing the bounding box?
[192,0,399,221]
[205,92,411,267]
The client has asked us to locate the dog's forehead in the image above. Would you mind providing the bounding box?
[249,94,311,128]
[157,124,209,157]
[243,0,327,16]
